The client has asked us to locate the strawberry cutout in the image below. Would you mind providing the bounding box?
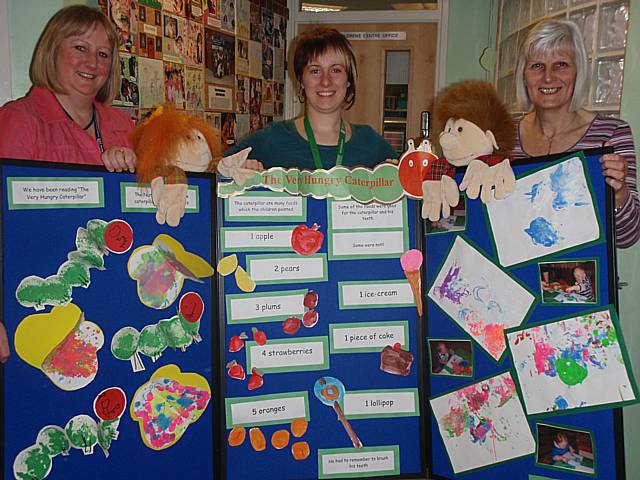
[302,310,318,328]
[282,317,302,335]
[252,327,267,346]
[226,360,246,380]
[229,332,248,352]
[248,368,264,390]
[291,224,324,256]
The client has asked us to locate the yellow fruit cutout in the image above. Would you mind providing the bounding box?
[217,254,239,276]
[235,266,256,292]
[14,304,104,391]
[130,365,211,450]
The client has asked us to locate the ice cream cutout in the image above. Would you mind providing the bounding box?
[13,388,126,480]
[400,249,424,316]
[128,234,214,309]
[14,303,104,391]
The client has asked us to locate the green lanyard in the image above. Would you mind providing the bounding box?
[304,115,346,169]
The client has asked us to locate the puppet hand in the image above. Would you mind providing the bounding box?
[0,322,10,363]
[459,159,491,201]
[102,146,136,173]
[217,147,260,185]
[150,177,188,227]
[440,175,460,218]
[422,179,458,221]
[492,158,515,200]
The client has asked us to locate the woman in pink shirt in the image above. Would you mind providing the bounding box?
[0,5,136,172]
[0,6,138,363]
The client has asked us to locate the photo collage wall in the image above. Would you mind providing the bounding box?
[99,0,288,152]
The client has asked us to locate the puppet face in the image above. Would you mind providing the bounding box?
[398,150,438,197]
[174,129,213,172]
[439,118,497,167]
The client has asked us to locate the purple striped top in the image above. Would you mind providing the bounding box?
[512,114,639,248]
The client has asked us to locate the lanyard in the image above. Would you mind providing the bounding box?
[93,109,104,154]
[304,115,346,169]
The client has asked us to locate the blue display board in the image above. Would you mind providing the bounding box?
[217,189,426,479]
[425,150,632,480]
[1,160,217,479]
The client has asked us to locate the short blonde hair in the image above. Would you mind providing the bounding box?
[515,19,589,112]
[292,27,357,110]
[30,5,121,104]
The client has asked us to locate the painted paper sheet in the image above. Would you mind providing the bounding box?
[486,155,600,267]
[428,236,535,361]
[506,308,637,415]
[430,372,535,474]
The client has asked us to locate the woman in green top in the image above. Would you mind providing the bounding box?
[226,27,398,170]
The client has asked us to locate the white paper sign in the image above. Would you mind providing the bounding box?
[223,227,294,250]
[227,291,306,323]
[228,394,308,426]
[9,179,102,208]
[331,323,406,352]
[122,184,197,210]
[227,195,304,218]
[330,200,404,229]
[319,448,398,476]
[248,338,327,371]
[331,230,405,257]
[247,255,326,283]
[344,390,418,417]
[340,282,414,308]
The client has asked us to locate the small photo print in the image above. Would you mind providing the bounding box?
[428,339,473,377]
[538,260,597,304]
[536,424,595,475]
[425,194,467,235]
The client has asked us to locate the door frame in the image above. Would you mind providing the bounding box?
[284,0,449,120]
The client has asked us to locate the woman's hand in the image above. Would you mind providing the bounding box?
[243,159,264,171]
[102,146,137,173]
[0,322,10,363]
[600,142,630,209]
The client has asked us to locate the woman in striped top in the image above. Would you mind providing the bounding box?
[512,19,639,248]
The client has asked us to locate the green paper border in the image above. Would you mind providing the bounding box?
[337,279,415,310]
[505,305,640,419]
[225,289,308,324]
[537,257,599,306]
[7,176,105,209]
[429,370,536,476]
[426,234,538,365]
[219,225,296,252]
[426,337,475,379]
[484,152,605,269]
[223,191,307,222]
[534,421,597,478]
[329,320,409,353]
[224,391,310,428]
[245,336,330,373]
[317,445,400,478]
[245,253,328,285]
[343,388,419,419]
[119,182,200,213]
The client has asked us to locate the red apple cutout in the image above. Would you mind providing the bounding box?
[179,292,205,323]
[282,316,302,335]
[104,220,134,254]
[291,224,324,256]
[93,387,127,422]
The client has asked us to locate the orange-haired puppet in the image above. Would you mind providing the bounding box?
[403,80,516,221]
[131,106,254,226]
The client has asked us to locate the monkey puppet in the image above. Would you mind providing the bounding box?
[132,106,255,226]
[422,80,517,221]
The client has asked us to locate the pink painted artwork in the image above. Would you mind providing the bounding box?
[507,308,637,415]
[430,371,535,474]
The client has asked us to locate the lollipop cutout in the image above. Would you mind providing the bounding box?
[313,377,362,449]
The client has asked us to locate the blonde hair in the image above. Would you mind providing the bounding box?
[30,5,120,104]
[292,27,357,109]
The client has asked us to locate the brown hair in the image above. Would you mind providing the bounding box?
[131,107,221,183]
[292,27,357,109]
[30,5,120,104]
[432,80,516,157]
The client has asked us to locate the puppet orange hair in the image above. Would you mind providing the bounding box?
[130,106,221,183]
[432,80,516,157]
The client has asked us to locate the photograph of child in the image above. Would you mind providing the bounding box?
[425,195,467,235]
[536,424,595,475]
[428,339,473,377]
[538,260,597,304]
